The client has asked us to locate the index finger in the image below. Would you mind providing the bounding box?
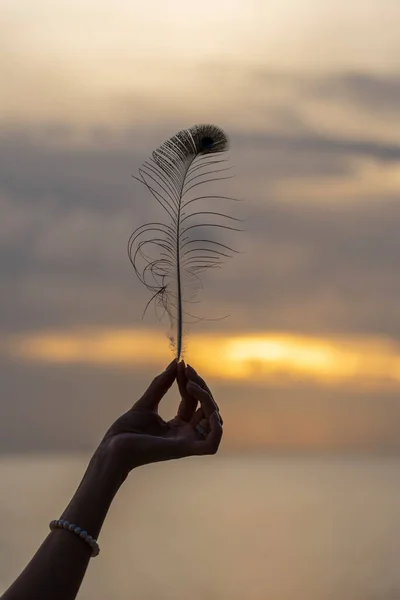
[176,360,198,421]
[134,359,177,411]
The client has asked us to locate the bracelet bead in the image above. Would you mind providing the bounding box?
[49,519,100,558]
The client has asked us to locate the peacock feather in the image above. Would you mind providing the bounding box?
[128,123,241,360]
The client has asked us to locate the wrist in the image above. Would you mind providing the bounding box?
[88,441,129,489]
[97,433,144,476]
[60,445,125,540]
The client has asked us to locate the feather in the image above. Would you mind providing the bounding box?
[128,123,241,360]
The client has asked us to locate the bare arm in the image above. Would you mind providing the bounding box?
[2,447,123,600]
[1,361,222,600]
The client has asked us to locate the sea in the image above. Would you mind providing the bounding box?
[1,454,400,600]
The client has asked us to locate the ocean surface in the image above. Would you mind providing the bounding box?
[1,454,400,600]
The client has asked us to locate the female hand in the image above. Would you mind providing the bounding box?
[99,360,223,479]
[0,361,223,600]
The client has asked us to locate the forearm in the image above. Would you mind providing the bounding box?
[2,445,125,600]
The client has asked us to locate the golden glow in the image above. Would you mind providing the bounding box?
[5,329,166,366]
[4,328,400,389]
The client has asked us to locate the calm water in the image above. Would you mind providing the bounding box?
[1,454,400,600]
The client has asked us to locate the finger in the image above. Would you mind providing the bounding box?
[193,412,223,455]
[186,380,217,420]
[134,359,177,411]
[164,412,222,458]
[176,360,198,421]
[198,417,209,431]
[126,412,223,465]
[192,407,205,426]
[186,377,223,426]
[185,365,223,425]
[186,364,215,400]
[194,417,210,440]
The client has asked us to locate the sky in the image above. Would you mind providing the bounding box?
[1,0,400,453]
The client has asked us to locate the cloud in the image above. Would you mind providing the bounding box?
[236,67,400,144]
[1,123,400,340]
[309,72,400,114]
[2,62,400,453]
[3,328,400,390]
[2,1,400,453]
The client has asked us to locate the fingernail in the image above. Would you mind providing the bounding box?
[186,364,195,373]
[165,359,176,371]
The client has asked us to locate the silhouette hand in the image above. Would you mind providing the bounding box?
[100,360,223,477]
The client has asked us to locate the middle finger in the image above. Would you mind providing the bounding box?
[186,364,222,423]
[187,380,218,420]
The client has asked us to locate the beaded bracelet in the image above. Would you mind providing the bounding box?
[50,519,100,557]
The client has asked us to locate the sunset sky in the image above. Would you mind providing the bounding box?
[1,0,400,453]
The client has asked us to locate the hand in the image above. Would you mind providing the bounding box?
[99,360,223,478]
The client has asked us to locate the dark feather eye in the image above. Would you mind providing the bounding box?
[200,136,214,150]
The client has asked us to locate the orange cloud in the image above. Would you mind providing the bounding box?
[3,327,400,389]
